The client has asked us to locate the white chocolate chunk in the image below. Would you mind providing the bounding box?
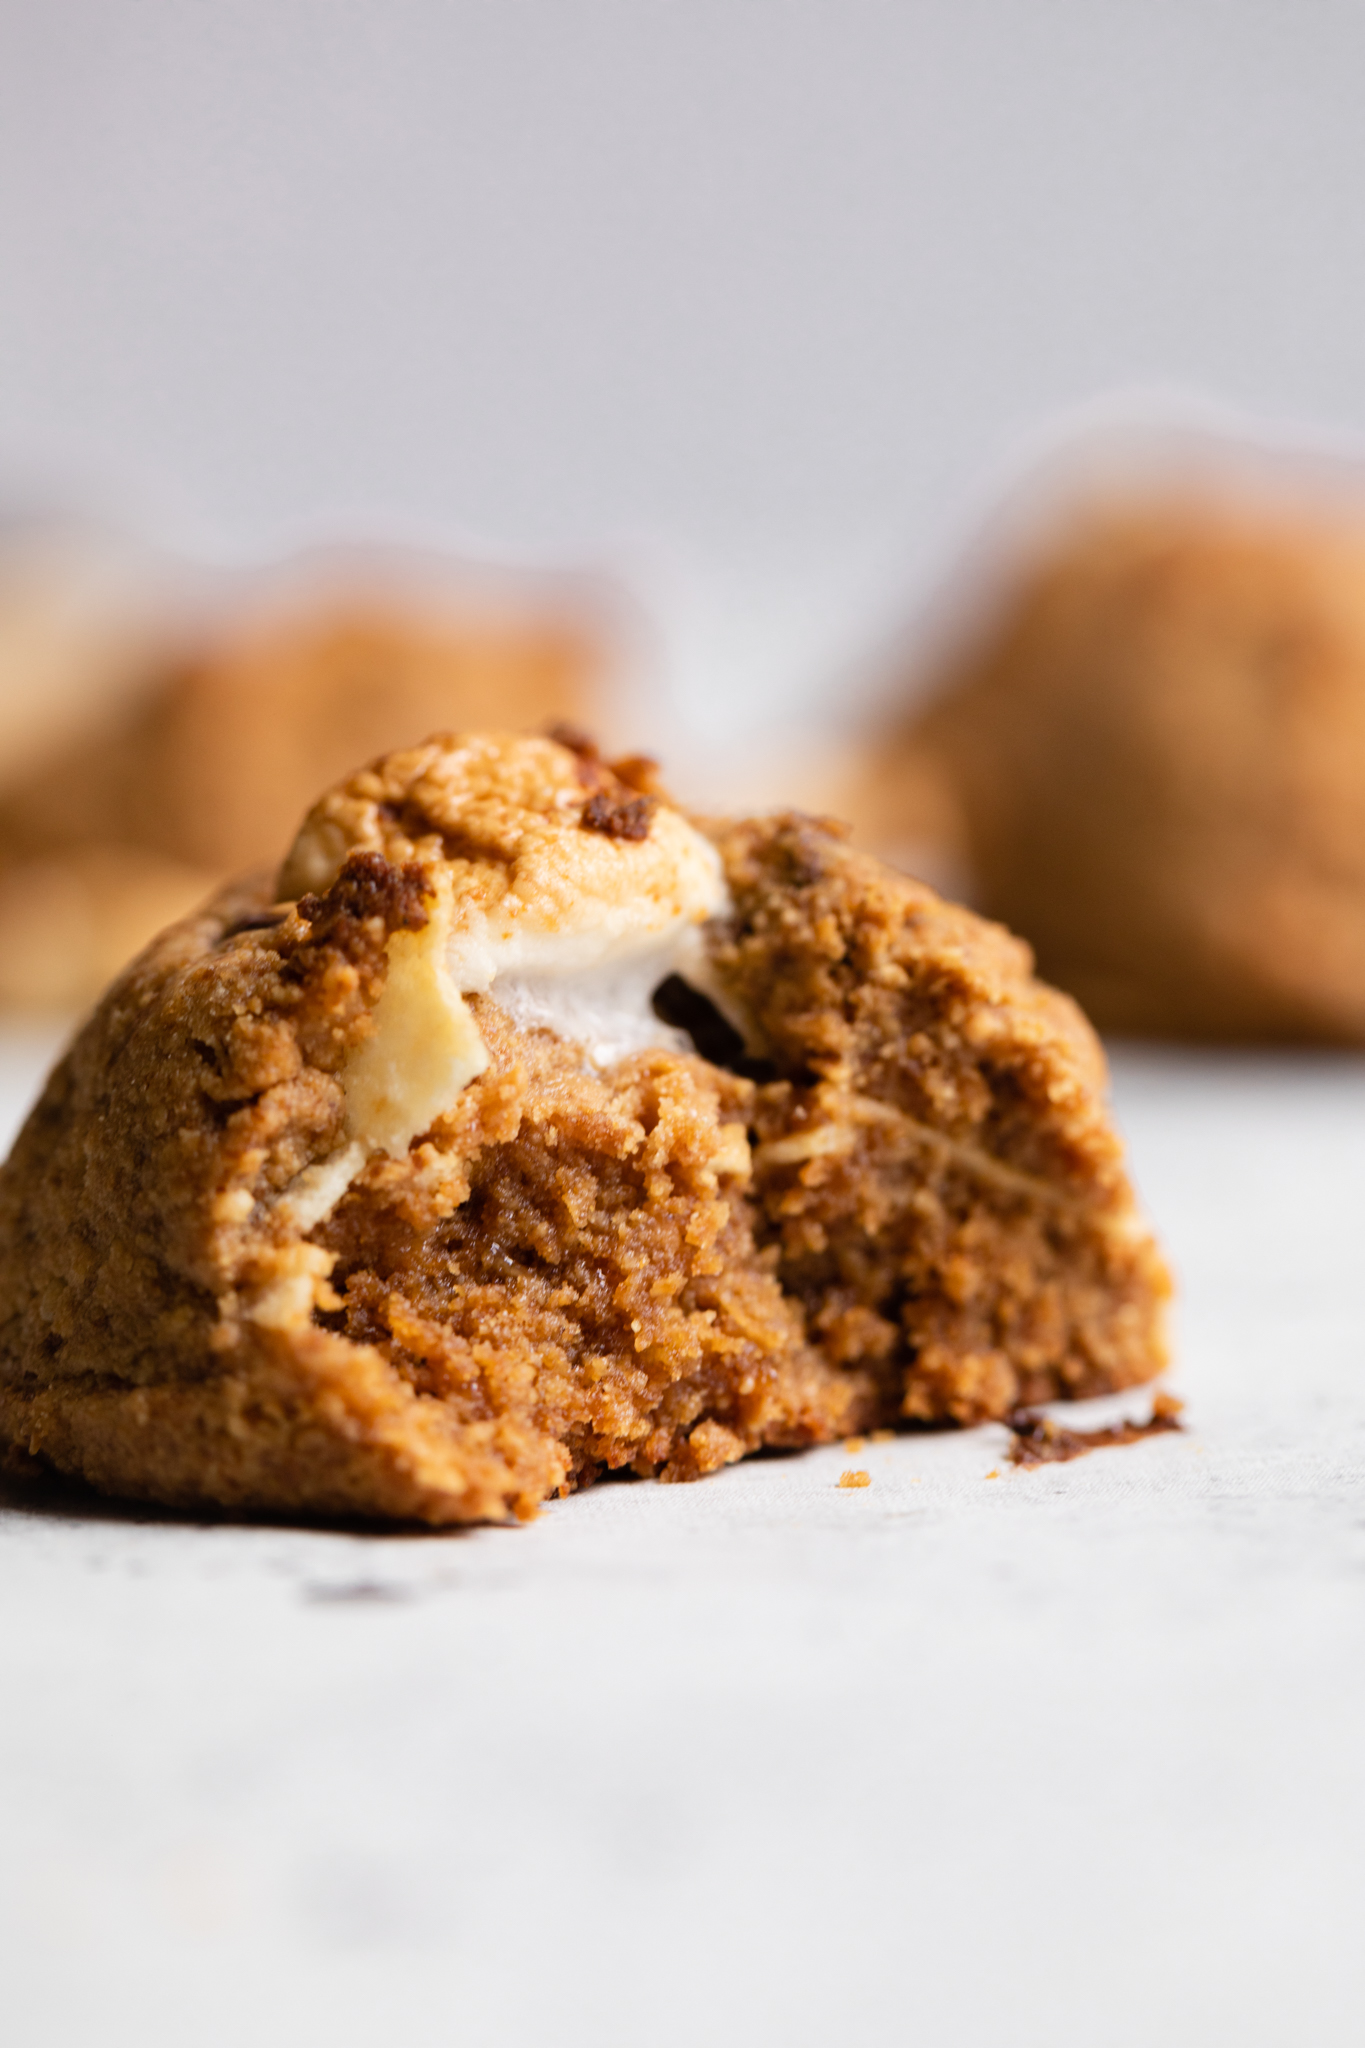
[247,1243,338,1329]
[273,1142,368,1234]
[753,1122,858,1167]
[711,1122,752,1182]
[343,877,490,1158]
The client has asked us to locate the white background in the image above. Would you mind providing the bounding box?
[6,2,1365,554]
[6,4,1365,744]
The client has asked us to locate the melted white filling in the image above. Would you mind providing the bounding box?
[275,884,738,1231]
[486,925,713,1067]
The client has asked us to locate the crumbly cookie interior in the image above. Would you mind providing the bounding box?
[711,815,1168,1421]
[309,997,866,1493]
[0,731,1170,1523]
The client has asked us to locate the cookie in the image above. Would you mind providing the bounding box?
[869,497,1365,1039]
[0,731,1169,1522]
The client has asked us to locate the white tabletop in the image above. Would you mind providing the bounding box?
[3,1027,1363,2048]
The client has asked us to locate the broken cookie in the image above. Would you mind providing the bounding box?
[0,730,1170,1522]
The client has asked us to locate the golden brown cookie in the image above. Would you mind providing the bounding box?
[0,732,1168,1523]
[869,497,1365,1039]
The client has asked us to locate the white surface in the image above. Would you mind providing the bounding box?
[2,1028,1364,2046]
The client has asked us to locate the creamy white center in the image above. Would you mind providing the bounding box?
[435,815,729,1076]
[337,896,721,1159]
[275,815,733,1227]
[486,919,725,1067]
[491,957,684,1066]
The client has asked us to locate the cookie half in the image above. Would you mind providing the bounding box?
[0,731,1169,1521]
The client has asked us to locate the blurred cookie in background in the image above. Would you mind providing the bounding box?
[857,492,1365,1041]
[0,518,168,786]
[0,547,608,1010]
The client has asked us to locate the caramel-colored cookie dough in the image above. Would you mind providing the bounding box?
[0,731,1168,1523]
[0,600,599,1010]
[868,498,1365,1039]
[712,813,1169,1422]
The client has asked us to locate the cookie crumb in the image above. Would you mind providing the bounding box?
[843,1435,866,1453]
[838,1468,871,1489]
[1006,1390,1185,1468]
[581,787,657,841]
[869,1428,895,1443]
